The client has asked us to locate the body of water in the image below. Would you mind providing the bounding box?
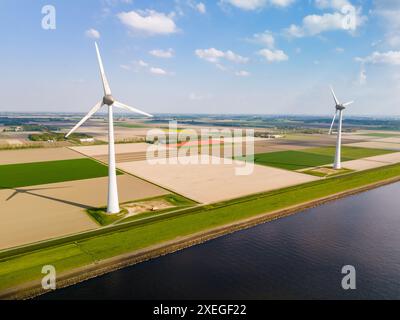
[42,182,400,299]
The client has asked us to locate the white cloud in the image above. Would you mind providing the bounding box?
[249,30,289,64]
[335,47,344,53]
[121,60,172,76]
[138,60,149,67]
[235,70,251,77]
[257,49,289,62]
[220,0,296,11]
[85,28,101,39]
[357,65,367,85]
[196,2,207,14]
[315,0,351,10]
[195,48,225,63]
[195,48,249,64]
[373,1,400,48]
[270,0,296,6]
[150,67,168,75]
[283,1,366,38]
[222,0,267,10]
[355,50,400,85]
[248,30,275,48]
[117,10,178,35]
[284,24,305,38]
[103,0,133,6]
[357,51,400,65]
[120,64,131,70]
[149,48,175,58]
[225,50,249,63]
[175,1,207,15]
[221,0,294,11]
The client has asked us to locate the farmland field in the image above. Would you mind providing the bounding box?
[251,146,394,171]
[360,133,400,138]
[304,146,393,159]
[0,158,111,189]
[252,150,345,170]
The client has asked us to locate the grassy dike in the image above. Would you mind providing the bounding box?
[2,162,400,295]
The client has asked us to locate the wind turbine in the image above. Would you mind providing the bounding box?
[328,86,354,170]
[66,43,153,214]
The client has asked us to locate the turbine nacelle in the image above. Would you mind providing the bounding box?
[328,86,354,135]
[103,94,115,106]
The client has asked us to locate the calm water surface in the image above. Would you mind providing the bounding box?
[42,182,400,299]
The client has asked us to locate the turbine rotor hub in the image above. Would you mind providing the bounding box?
[103,95,115,106]
[336,104,345,111]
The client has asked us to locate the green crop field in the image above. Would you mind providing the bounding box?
[0,158,112,189]
[2,162,400,292]
[115,122,149,129]
[361,133,400,138]
[304,146,393,159]
[251,150,348,170]
[250,146,394,171]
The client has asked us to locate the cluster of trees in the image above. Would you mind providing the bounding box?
[29,132,92,142]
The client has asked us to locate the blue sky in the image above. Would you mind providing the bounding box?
[0,0,399,115]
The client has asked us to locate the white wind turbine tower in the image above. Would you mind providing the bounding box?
[66,43,153,214]
[328,86,354,170]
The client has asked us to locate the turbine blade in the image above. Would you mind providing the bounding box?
[65,101,103,138]
[329,111,338,135]
[113,101,153,118]
[342,101,354,107]
[95,42,112,96]
[330,86,340,106]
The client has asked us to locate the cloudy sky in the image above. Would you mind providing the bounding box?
[0,0,399,115]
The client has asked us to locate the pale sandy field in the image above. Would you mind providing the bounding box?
[117,155,319,203]
[69,125,151,142]
[4,139,24,145]
[341,159,391,171]
[70,143,169,157]
[366,152,400,164]
[373,137,400,144]
[0,175,169,250]
[0,147,85,165]
[214,137,269,143]
[342,134,381,141]
[339,152,400,171]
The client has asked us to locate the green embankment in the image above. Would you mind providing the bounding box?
[87,194,197,226]
[0,159,112,189]
[2,162,400,291]
[303,168,354,178]
[252,146,394,171]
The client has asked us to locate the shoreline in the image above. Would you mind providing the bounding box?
[2,174,400,300]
